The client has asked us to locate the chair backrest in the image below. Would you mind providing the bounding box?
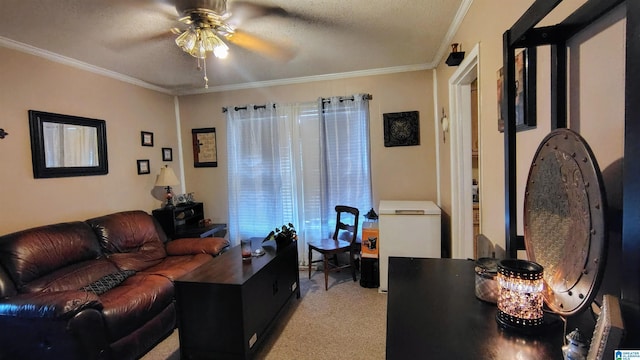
[332,205,360,245]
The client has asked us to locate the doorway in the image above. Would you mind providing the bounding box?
[449,43,479,259]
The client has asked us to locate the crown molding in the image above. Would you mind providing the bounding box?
[177,63,433,95]
[0,36,172,94]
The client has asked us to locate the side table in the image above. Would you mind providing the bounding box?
[152,202,227,239]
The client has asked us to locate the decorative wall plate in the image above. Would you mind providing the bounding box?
[524,129,607,316]
[383,111,420,147]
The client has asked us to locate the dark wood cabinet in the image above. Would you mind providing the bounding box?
[152,202,226,239]
[175,239,300,359]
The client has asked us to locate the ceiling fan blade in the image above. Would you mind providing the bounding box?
[109,30,176,52]
[227,30,296,62]
[229,1,323,27]
[230,1,286,18]
[119,0,179,20]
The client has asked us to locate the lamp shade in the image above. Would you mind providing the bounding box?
[155,166,180,187]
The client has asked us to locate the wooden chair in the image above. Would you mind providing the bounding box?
[308,205,360,290]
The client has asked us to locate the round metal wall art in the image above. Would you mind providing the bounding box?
[523,128,607,316]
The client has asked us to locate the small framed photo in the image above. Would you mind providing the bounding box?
[137,159,150,175]
[162,147,173,161]
[141,131,154,147]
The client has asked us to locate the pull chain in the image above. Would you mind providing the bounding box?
[203,56,208,89]
[195,57,209,89]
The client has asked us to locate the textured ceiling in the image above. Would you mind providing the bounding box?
[0,0,467,94]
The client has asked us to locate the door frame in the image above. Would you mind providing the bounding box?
[449,43,479,259]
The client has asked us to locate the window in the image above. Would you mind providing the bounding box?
[226,95,372,263]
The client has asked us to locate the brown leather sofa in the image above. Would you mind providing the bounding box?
[0,210,229,360]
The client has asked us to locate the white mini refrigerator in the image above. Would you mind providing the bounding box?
[378,200,441,292]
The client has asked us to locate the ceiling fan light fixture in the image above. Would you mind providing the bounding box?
[175,26,229,60]
[201,28,221,55]
[173,3,237,87]
[213,42,229,59]
[203,29,229,59]
[175,29,198,54]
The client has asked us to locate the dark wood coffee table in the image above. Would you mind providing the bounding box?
[175,238,300,360]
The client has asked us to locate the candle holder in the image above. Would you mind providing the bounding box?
[496,259,544,333]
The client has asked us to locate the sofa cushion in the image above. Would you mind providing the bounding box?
[0,222,102,291]
[86,211,167,271]
[99,274,174,342]
[139,253,212,281]
[81,269,136,295]
[23,258,120,293]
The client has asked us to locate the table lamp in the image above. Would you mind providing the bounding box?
[155,165,180,208]
[496,259,544,333]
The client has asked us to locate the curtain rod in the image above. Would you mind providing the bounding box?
[321,94,373,104]
[222,104,276,113]
[222,94,373,113]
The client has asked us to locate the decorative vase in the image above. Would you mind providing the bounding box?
[275,236,293,251]
[264,223,297,252]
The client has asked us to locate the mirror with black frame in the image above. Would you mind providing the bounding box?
[28,110,108,178]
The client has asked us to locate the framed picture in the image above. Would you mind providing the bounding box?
[141,131,154,146]
[192,128,217,167]
[498,47,537,132]
[162,147,173,161]
[383,111,420,147]
[137,159,150,174]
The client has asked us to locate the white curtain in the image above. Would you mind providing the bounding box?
[226,95,372,265]
[226,103,297,246]
[318,95,373,238]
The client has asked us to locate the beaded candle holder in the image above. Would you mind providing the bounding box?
[496,259,544,333]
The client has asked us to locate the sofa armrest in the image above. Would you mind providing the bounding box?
[0,290,102,320]
[166,237,229,257]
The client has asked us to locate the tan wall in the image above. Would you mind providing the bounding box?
[0,49,437,237]
[2,0,623,251]
[0,47,178,234]
[177,70,437,226]
[435,0,625,254]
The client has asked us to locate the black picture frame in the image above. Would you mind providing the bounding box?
[162,147,173,161]
[137,159,150,175]
[383,111,420,147]
[498,47,537,132]
[28,110,109,178]
[141,131,154,146]
[192,128,218,167]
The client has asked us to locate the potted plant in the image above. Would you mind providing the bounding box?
[263,223,297,250]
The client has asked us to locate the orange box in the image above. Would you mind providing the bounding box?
[361,225,379,258]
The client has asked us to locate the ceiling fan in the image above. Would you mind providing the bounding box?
[169,0,298,88]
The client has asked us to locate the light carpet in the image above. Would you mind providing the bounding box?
[142,270,387,360]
